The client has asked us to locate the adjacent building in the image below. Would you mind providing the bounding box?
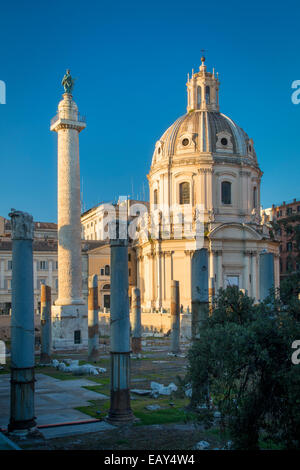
[81,197,143,308]
[0,217,59,313]
[268,199,300,279]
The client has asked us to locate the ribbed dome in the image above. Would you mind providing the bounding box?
[151,110,257,167]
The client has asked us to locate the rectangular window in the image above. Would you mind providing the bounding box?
[179,182,190,205]
[129,268,131,276]
[128,254,131,262]
[74,330,81,344]
[100,268,104,276]
[221,181,231,205]
[39,261,47,270]
[7,260,12,270]
[225,275,239,288]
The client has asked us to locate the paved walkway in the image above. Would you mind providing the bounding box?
[0,373,108,428]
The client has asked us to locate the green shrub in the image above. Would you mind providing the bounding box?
[187,285,300,450]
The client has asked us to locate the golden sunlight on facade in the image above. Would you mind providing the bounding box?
[136,57,280,311]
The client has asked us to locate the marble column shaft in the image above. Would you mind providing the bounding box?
[8,210,36,433]
[88,274,99,362]
[191,248,209,340]
[40,284,52,364]
[107,230,134,424]
[131,287,142,354]
[170,280,180,354]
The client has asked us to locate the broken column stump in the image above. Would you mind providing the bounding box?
[131,287,142,354]
[40,284,52,365]
[88,274,99,362]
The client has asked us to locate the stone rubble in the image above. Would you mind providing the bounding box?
[150,381,177,397]
[51,359,106,375]
[145,405,161,411]
[194,440,210,450]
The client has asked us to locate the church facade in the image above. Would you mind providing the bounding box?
[136,57,280,311]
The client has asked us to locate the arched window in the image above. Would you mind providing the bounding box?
[205,86,210,104]
[197,86,201,108]
[221,181,231,205]
[102,284,110,290]
[179,182,190,204]
[253,187,257,208]
[104,265,110,276]
[153,189,158,205]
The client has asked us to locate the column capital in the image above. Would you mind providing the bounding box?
[198,168,213,174]
[184,249,194,256]
[9,209,34,240]
[164,250,174,257]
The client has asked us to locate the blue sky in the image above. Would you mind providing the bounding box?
[0,0,299,222]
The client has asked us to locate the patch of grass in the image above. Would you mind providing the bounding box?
[116,439,130,445]
[39,370,83,381]
[76,399,110,419]
[78,358,110,366]
[83,384,110,396]
[75,395,195,427]
[131,397,195,426]
[88,376,110,385]
[134,406,191,426]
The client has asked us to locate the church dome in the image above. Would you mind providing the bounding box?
[152,111,257,166]
[151,57,257,169]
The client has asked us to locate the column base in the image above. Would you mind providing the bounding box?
[51,304,88,350]
[40,353,51,365]
[131,337,142,354]
[106,389,135,425]
[107,352,135,425]
[9,367,36,433]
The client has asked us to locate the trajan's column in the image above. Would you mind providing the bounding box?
[50,70,87,349]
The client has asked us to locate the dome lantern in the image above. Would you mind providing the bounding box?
[187,57,220,113]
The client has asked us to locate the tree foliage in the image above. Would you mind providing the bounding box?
[187,285,300,450]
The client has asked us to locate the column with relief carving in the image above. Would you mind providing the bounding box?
[50,71,87,349]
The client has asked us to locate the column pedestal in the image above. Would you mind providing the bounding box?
[51,304,88,350]
[107,352,134,424]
